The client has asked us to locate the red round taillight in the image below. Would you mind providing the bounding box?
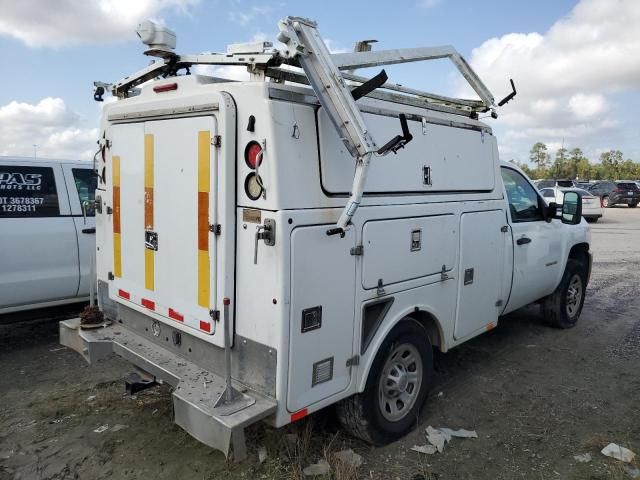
[244,141,263,169]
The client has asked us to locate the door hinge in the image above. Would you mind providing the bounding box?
[209,224,221,235]
[350,245,363,256]
[209,310,220,321]
[346,355,360,367]
[108,271,115,280]
[501,225,509,232]
[212,135,222,148]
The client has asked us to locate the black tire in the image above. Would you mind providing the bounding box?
[602,196,610,208]
[629,203,638,208]
[541,259,587,329]
[585,217,599,223]
[336,319,433,445]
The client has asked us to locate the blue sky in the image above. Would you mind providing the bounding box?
[0,0,638,165]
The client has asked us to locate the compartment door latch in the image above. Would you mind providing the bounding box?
[254,218,275,264]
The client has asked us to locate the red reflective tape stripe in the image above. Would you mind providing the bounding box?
[141,298,155,310]
[290,408,308,422]
[118,289,130,300]
[168,308,184,322]
[199,320,211,332]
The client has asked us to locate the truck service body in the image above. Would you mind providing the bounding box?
[60,17,591,458]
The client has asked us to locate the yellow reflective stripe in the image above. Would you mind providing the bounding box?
[112,156,122,278]
[198,250,210,308]
[113,233,122,278]
[144,248,155,291]
[144,134,154,190]
[197,130,210,308]
[144,134,155,291]
[198,131,210,193]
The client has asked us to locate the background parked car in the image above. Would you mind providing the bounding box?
[540,187,604,222]
[534,179,576,189]
[0,157,96,314]
[587,181,640,207]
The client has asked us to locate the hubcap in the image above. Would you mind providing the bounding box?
[566,274,583,317]
[378,343,422,422]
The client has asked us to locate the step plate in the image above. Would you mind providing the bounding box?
[60,318,277,459]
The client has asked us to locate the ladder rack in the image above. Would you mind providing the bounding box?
[108,26,495,119]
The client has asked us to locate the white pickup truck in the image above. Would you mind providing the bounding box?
[60,17,592,459]
[0,157,96,314]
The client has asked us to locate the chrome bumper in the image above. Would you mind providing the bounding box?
[60,318,277,460]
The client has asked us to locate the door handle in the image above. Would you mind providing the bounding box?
[81,228,96,234]
[516,236,531,245]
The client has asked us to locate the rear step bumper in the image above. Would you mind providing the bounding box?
[59,318,277,460]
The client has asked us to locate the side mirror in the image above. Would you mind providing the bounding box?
[546,202,559,222]
[561,191,582,225]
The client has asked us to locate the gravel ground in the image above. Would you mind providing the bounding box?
[1,207,639,480]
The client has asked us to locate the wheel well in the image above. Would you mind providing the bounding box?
[406,310,444,352]
[569,243,590,267]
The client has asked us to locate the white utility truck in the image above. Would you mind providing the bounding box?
[60,17,592,459]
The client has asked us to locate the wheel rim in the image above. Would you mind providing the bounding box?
[602,197,609,207]
[378,343,422,422]
[566,274,583,317]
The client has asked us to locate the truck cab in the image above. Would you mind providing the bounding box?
[60,17,591,459]
[0,157,96,314]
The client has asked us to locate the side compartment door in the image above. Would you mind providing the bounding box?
[61,165,97,297]
[288,226,356,412]
[0,162,78,308]
[501,167,563,312]
[454,210,506,340]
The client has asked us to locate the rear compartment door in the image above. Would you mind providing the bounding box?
[288,226,356,412]
[109,116,228,343]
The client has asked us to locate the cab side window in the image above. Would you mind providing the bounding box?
[72,168,97,216]
[0,165,60,217]
[501,167,545,222]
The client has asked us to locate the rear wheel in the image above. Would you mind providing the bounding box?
[585,217,599,223]
[541,259,587,329]
[337,319,433,445]
[629,203,638,208]
[602,196,610,208]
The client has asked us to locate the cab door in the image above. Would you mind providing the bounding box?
[501,166,563,313]
[61,165,97,297]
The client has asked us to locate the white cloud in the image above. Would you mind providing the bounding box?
[418,0,442,9]
[568,93,607,118]
[0,0,199,47]
[0,98,98,159]
[459,0,640,162]
[193,64,250,81]
[228,5,272,26]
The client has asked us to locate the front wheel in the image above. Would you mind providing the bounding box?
[336,319,433,445]
[602,196,610,208]
[541,259,587,329]
[629,203,638,208]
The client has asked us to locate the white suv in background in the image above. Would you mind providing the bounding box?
[0,157,97,313]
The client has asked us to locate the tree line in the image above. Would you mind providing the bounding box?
[509,142,640,181]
